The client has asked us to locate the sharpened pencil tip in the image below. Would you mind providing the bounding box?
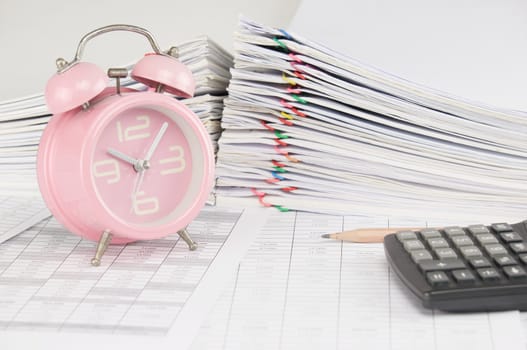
[321,234,331,239]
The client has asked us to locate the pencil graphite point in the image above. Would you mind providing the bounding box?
[321,233,331,239]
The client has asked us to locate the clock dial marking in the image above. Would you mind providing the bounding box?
[133,191,160,216]
[116,115,151,142]
[159,145,186,175]
[93,159,121,184]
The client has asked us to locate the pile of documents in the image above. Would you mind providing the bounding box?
[0,36,232,196]
[215,18,527,223]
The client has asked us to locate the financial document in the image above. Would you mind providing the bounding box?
[1,206,268,350]
[192,211,523,350]
[0,195,50,244]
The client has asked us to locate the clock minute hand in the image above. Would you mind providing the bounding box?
[144,122,168,162]
[130,122,168,198]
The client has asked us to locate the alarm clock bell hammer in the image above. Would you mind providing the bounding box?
[38,25,216,266]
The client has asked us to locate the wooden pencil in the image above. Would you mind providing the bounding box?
[321,227,422,243]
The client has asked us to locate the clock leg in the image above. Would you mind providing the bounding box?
[177,228,198,251]
[91,230,112,266]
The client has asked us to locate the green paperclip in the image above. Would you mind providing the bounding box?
[291,94,307,104]
[274,130,289,139]
[273,205,289,212]
[273,37,288,51]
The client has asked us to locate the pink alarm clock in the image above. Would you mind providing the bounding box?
[38,24,215,266]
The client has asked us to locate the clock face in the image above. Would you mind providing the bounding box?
[91,106,193,227]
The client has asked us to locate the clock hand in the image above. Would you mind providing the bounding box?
[107,148,140,168]
[131,170,146,202]
[144,122,168,161]
[130,122,168,200]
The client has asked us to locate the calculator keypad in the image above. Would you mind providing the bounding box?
[460,246,483,258]
[420,229,442,239]
[491,223,513,232]
[452,269,476,284]
[451,236,473,247]
[469,257,491,268]
[410,250,433,263]
[443,227,465,237]
[396,222,527,289]
[477,268,500,281]
[467,225,490,235]
[503,266,527,279]
[510,242,527,254]
[426,271,449,286]
[475,234,498,245]
[396,231,417,241]
[500,232,522,242]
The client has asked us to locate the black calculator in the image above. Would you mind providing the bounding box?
[384,221,527,312]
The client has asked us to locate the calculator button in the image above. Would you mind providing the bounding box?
[403,240,425,251]
[410,250,433,263]
[460,246,483,258]
[420,229,442,239]
[491,223,513,233]
[510,242,527,254]
[503,266,527,279]
[475,234,499,245]
[452,269,476,284]
[435,248,458,259]
[419,259,465,272]
[427,238,449,249]
[500,232,522,243]
[477,268,501,281]
[493,254,517,267]
[518,254,527,264]
[443,227,465,237]
[396,231,417,242]
[426,271,450,287]
[469,257,492,268]
[467,225,490,235]
[484,244,508,256]
[451,236,473,247]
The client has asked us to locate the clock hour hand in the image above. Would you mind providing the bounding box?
[107,148,139,168]
[144,122,168,161]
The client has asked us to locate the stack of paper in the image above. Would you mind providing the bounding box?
[215,18,527,224]
[0,37,232,196]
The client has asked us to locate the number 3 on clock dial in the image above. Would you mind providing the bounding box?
[91,108,193,225]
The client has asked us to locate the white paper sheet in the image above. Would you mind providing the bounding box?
[0,206,268,350]
[0,196,50,244]
[192,211,523,349]
[520,312,527,349]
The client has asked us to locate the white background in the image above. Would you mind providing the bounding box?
[3,0,527,111]
[0,0,300,101]
[290,0,527,111]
